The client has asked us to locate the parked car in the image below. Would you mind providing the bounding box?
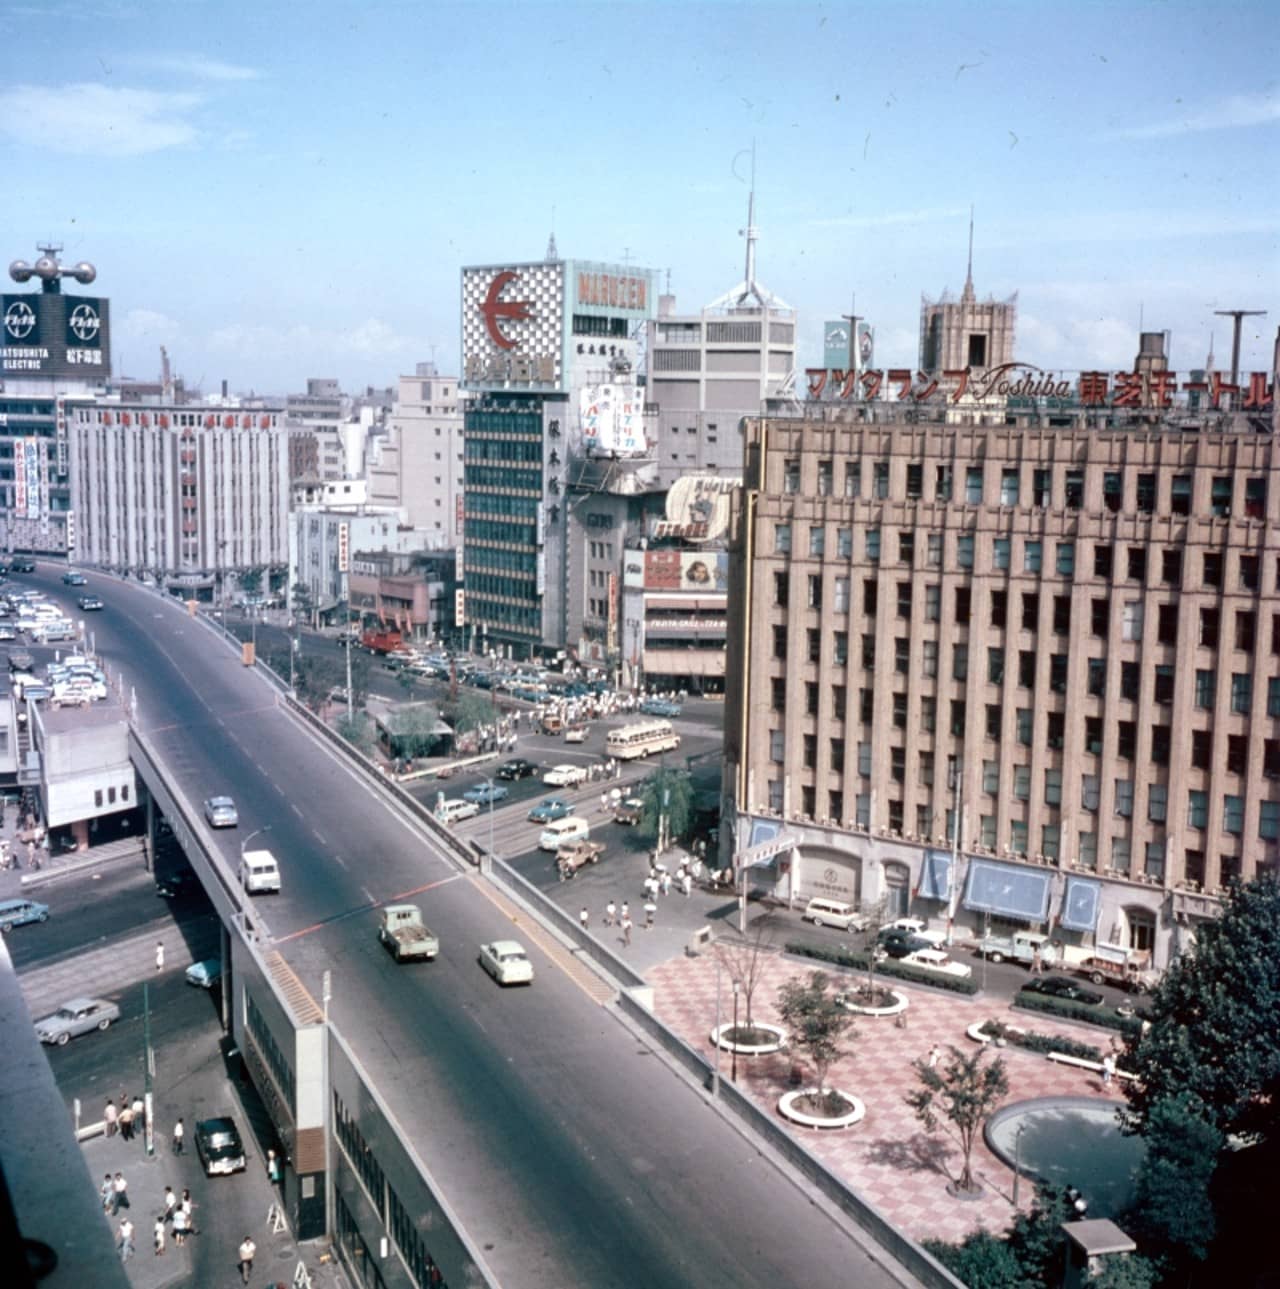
[61,571,87,586]
[77,594,104,611]
[641,697,683,718]
[10,558,35,573]
[613,796,646,825]
[478,939,534,986]
[876,928,934,959]
[883,917,947,947]
[543,764,587,787]
[495,758,537,781]
[185,959,223,989]
[1020,976,1104,1006]
[563,726,589,744]
[898,948,973,979]
[0,897,50,932]
[195,1116,247,1176]
[34,996,120,1045]
[528,797,572,823]
[463,782,510,806]
[203,796,239,828]
[0,625,14,641]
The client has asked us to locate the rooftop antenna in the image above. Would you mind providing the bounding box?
[1214,309,1267,387]
[843,293,862,379]
[9,242,96,295]
[739,141,759,303]
[665,268,671,293]
[964,206,974,296]
[545,206,558,262]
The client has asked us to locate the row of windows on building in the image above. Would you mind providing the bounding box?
[774,570,1276,657]
[781,457,1269,519]
[773,521,1275,593]
[465,596,540,635]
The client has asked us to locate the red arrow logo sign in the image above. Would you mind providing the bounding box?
[480,270,532,350]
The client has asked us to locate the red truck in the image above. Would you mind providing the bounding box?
[361,628,403,654]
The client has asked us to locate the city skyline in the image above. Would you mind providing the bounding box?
[3,0,1276,393]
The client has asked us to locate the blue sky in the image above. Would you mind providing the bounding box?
[3,0,1276,395]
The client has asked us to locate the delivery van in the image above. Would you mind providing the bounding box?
[802,897,868,931]
[239,848,280,894]
[538,816,590,852]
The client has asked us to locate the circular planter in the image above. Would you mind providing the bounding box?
[778,1088,866,1129]
[840,987,908,1018]
[710,1022,786,1055]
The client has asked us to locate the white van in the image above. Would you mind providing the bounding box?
[437,798,481,826]
[802,897,867,931]
[239,848,280,894]
[539,815,590,852]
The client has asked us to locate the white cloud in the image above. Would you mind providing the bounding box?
[1017,311,1139,370]
[116,308,184,348]
[1105,90,1280,140]
[139,56,261,82]
[0,83,202,156]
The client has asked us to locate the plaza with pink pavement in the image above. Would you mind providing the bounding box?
[647,950,1129,1248]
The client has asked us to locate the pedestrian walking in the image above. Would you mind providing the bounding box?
[117,1217,135,1262]
[267,1149,281,1183]
[104,1099,118,1137]
[1101,1052,1116,1086]
[155,941,165,972]
[171,1207,188,1246]
[100,1174,114,1213]
[112,1172,129,1213]
[604,900,616,927]
[132,1094,144,1136]
[660,870,671,897]
[681,872,692,898]
[118,1102,134,1141]
[600,791,609,816]
[1031,944,1044,974]
[181,1189,198,1234]
[928,1044,942,1069]
[621,915,633,947]
[644,901,656,930]
[238,1235,257,1284]
[579,907,589,932]
[620,901,629,922]
[172,1117,184,1154]
[153,1217,166,1257]
[162,1186,177,1223]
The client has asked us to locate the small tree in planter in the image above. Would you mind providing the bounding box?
[776,971,855,1116]
[846,895,896,1009]
[714,921,775,1044]
[906,1044,1009,1196]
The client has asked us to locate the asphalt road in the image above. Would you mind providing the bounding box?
[30,572,911,1289]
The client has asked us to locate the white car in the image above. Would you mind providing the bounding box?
[34,996,120,1045]
[543,764,587,787]
[899,948,973,980]
[479,939,534,986]
[884,917,947,947]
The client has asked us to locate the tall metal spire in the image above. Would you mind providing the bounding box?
[741,142,758,301]
[963,205,975,299]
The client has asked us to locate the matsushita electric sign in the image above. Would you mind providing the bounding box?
[2,292,111,379]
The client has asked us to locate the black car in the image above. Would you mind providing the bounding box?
[496,758,537,781]
[77,594,104,611]
[876,928,933,959]
[1020,976,1103,1006]
[195,1116,247,1176]
[9,558,34,573]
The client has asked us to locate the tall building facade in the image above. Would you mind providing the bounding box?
[459,254,656,658]
[70,401,289,599]
[1,247,111,554]
[725,351,1278,969]
[286,378,346,481]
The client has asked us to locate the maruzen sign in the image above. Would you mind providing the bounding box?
[806,361,1275,410]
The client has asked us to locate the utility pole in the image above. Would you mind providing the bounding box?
[1213,309,1267,389]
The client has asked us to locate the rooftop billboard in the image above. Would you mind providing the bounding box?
[2,292,111,380]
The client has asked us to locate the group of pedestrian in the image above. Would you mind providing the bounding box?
[104,1093,147,1142]
[101,1171,130,1215]
[155,1185,198,1253]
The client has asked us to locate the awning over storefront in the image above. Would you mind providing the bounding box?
[917,849,953,901]
[963,858,1052,922]
[642,649,726,676]
[1058,877,1102,933]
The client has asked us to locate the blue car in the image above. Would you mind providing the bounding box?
[463,782,510,806]
[641,698,683,717]
[527,797,571,823]
[0,898,50,932]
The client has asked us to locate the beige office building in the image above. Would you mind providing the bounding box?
[724,369,1279,968]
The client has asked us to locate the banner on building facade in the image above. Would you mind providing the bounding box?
[579,384,645,456]
[643,549,729,591]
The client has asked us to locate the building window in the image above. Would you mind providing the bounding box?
[829,790,844,823]
[860,688,874,722]
[1032,469,1050,507]
[1199,608,1219,648]
[1111,836,1131,871]
[1187,790,1208,829]
[805,683,819,716]
[982,760,1000,794]
[809,526,825,557]
[1154,665,1174,704]
[1000,469,1019,506]
[952,644,968,681]
[1128,548,1147,583]
[1120,661,1140,701]
[987,647,1005,685]
[1270,677,1280,717]
[1042,824,1061,860]
[808,576,823,609]
[1236,611,1256,652]
[1050,654,1068,693]
[1210,475,1231,516]
[922,640,938,677]
[1087,657,1105,696]
[1103,472,1122,512]
[834,577,849,613]
[1021,593,1039,632]
[1121,601,1143,642]
[1148,783,1167,822]
[1241,554,1261,591]
[1191,729,1212,769]
[817,460,833,496]
[1231,673,1252,713]
[1014,765,1030,800]
[1020,651,1037,688]
[985,703,1002,739]
[957,535,974,568]
[993,538,1011,570]
[807,628,821,663]
[772,625,787,659]
[844,461,861,498]
[924,584,941,622]
[1078,831,1098,869]
[935,465,952,501]
[1245,475,1266,518]
[774,523,791,554]
[927,532,943,566]
[899,531,915,564]
[906,463,924,498]
[1227,734,1247,775]
[1010,820,1028,857]
[1170,474,1192,515]
[830,738,845,772]
[1136,473,1156,512]
[1064,470,1083,510]
[865,528,882,563]
[855,793,870,827]
[803,734,817,769]
[873,461,890,499]
[1016,708,1032,745]
[1223,794,1244,836]
[834,631,848,665]
[1260,801,1280,842]
[837,528,852,558]
[965,467,983,505]
[891,747,905,784]
[1161,549,1182,585]
[895,636,910,674]
[773,572,788,607]
[1051,595,1070,635]
[1082,775,1100,811]
[833,685,847,720]
[858,742,872,776]
[1115,779,1134,817]
[782,460,799,494]
[768,780,784,812]
[769,730,785,762]
[1195,669,1216,709]
[771,677,786,710]
[1085,717,1103,754]
[950,699,966,735]
[896,582,912,619]
[1056,543,1075,577]
[1157,603,1178,645]
[893,692,907,728]
[1203,553,1223,588]
[1094,545,1113,579]
[861,633,876,669]
[1117,720,1137,760]
[1024,541,1042,573]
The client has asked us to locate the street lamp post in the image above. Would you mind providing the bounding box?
[713,955,722,1099]
[731,980,740,1081]
[241,824,272,861]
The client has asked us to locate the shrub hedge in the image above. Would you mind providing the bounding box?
[1012,990,1146,1037]
[983,1019,1103,1063]
[785,941,980,996]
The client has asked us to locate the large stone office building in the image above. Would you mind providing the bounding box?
[724,336,1279,969]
